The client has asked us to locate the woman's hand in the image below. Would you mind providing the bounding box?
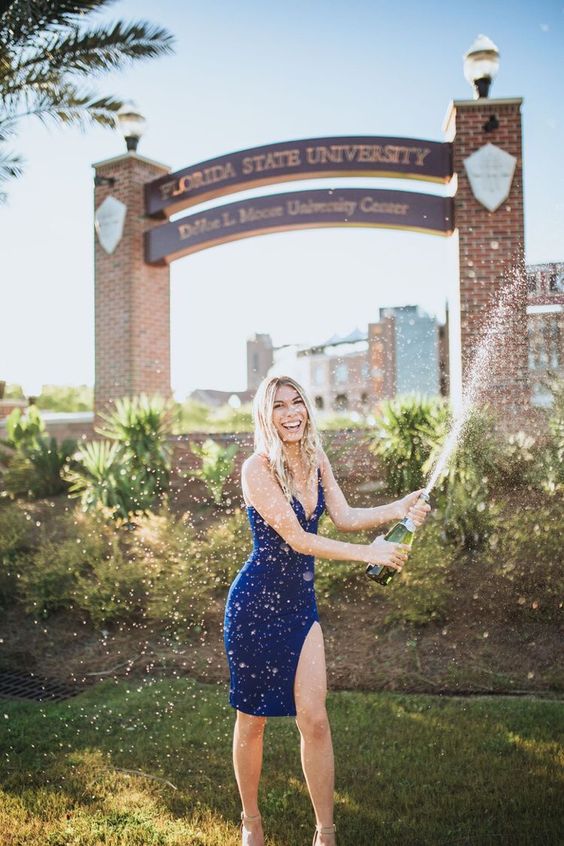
[395,490,431,528]
[364,536,410,571]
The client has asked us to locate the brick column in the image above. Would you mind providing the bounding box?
[93,152,171,417]
[444,98,530,424]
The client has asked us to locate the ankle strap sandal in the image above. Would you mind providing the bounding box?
[312,822,336,844]
[240,811,261,828]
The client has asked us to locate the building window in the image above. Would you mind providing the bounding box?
[335,394,348,411]
[315,396,324,410]
[527,272,539,294]
[313,364,325,386]
[532,382,553,408]
[528,316,562,371]
[549,271,564,293]
[335,363,348,383]
[549,318,561,367]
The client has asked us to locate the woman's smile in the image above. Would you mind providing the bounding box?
[272,385,308,440]
[281,419,302,431]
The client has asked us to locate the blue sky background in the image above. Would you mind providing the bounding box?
[2,0,563,398]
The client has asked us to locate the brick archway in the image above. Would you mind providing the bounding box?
[93,98,527,421]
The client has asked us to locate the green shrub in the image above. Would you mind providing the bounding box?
[188,438,238,505]
[314,515,452,626]
[368,395,448,496]
[196,507,251,587]
[73,538,147,627]
[2,436,76,498]
[492,431,539,491]
[127,508,200,631]
[37,384,93,412]
[16,509,149,625]
[65,440,158,518]
[18,538,83,616]
[314,515,369,599]
[1,406,76,499]
[209,402,253,433]
[423,407,500,551]
[17,514,111,617]
[174,400,253,434]
[174,399,212,433]
[318,414,366,431]
[65,394,177,519]
[97,393,176,495]
[142,507,250,633]
[538,376,564,495]
[4,405,44,452]
[0,503,31,606]
[486,500,562,623]
[382,519,453,626]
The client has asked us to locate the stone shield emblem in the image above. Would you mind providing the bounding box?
[463,143,517,213]
[95,196,127,254]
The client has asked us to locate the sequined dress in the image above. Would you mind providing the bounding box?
[223,467,325,716]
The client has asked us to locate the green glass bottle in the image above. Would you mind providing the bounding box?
[366,491,429,586]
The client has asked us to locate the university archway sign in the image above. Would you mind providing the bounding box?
[145,187,454,264]
[144,136,452,217]
[93,100,528,421]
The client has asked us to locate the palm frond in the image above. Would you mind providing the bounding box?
[42,20,174,74]
[8,20,174,82]
[0,146,22,178]
[0,0,174,200]
[0,144,23,202]
[6,86,123,129]
[0,1,117,43]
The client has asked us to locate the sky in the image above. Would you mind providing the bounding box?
[1,0,563,399]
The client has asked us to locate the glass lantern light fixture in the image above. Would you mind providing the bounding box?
[463,34,500,99]
[116,103,146,152]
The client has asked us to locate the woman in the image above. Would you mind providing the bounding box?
[223,375,430,846]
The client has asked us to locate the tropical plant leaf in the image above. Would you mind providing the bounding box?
[0,0,174,198]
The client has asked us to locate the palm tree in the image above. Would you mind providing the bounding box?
[0,0,174,199]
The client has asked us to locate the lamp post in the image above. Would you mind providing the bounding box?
[116,104,146,152]
[463,34,500,99]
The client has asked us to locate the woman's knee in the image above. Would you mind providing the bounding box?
[295,706,330,739]
[236,710,268,737]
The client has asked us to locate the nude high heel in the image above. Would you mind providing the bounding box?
[312,822,336,845]
[240,811,262,844]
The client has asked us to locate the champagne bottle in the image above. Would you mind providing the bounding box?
[365,491,430,586]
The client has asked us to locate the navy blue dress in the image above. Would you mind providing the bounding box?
[223,467,325,717]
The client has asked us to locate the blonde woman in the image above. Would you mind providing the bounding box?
[223,375,430,846]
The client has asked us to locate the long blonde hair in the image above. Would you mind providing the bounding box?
[252,375,323,503]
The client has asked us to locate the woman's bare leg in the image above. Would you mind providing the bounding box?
[294,621,336,844]
[233,710,267,845]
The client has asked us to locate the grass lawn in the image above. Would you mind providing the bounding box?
[0,679,562,845]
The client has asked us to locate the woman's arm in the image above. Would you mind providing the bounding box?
[318,449,430,532]
[242,454,409,570]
